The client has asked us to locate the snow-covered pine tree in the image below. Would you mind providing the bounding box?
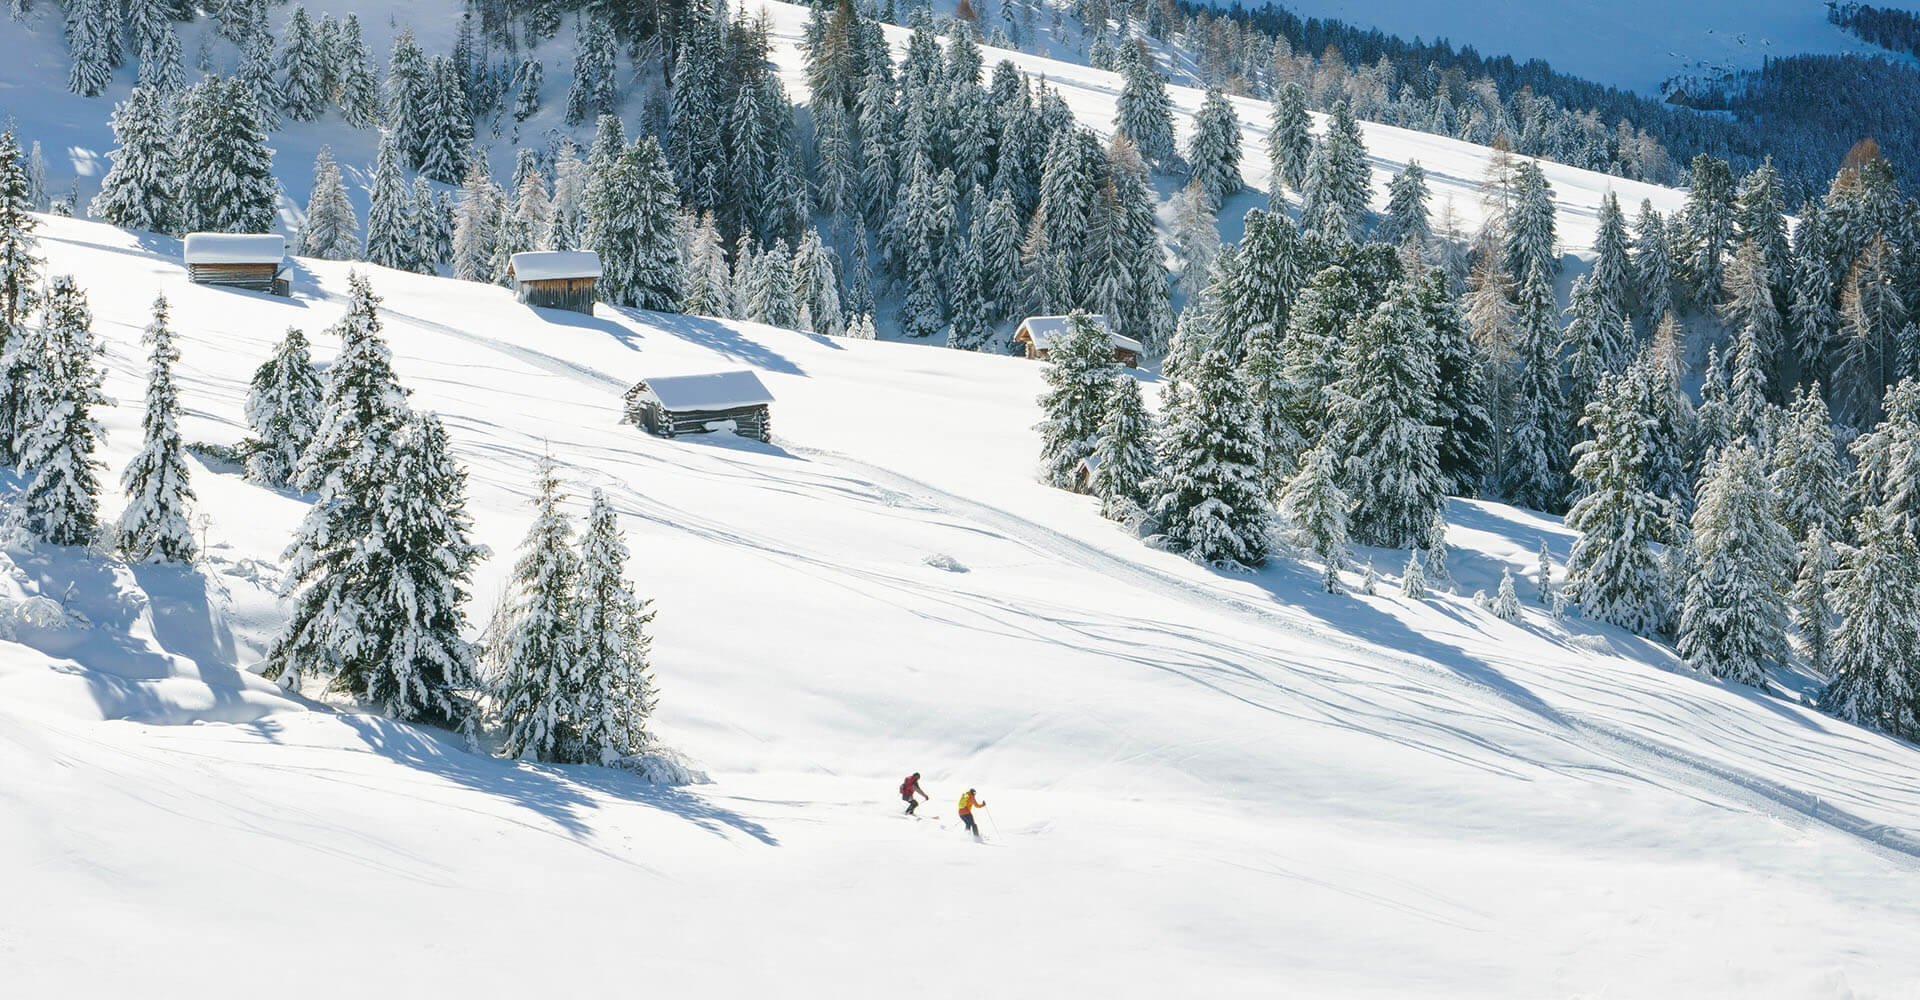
[451,166,504,284]
[385,30,431,165]
[277,5,327,121]
[65,0,113,96]
[1771,384,1845,542]
[418,57,473,185]
[1537,538,1557,608]
[496,453,581,761]
[746,240,798,328]
[1633,200,1674,330]
[1171,181,1220,299]
[569,488,658,764]
[295,146,359,260]
[1113,44,1175,169]
[0,129,37,460]
[116,295,196,563]
[1279,441,1349,593]
[509,154,551,254]
[1423,509,1453,590]
[1300,101,1368,241]
[1726,326,1771,446]
[1464,253,1517,484]
[680,211,731,318]
[1155,343,1270,568]
[242,327,323,487]
[125,0,171,66]
[1503,263,1567,511]
[1788,205,1838,388]
[1679,443,1791,686]
[1098,139,1175,357]
[1036,311,1117,488]
[1401,550,1428,599]
[1239,319,1297,495]
[1821,505,1920,737]
[948,224,994,351]
[565,14,618,125]
[1679,154,1737,306]
[1266,81,1312,199]
[235,5,281,129]
[1588,192,1634,335]
[1092,374,1156,523]
[1492,568,1521,621]
[1792,522,1837,676]
[175,77,278,235]
[1719,239,1782,396]
[1504,160,1557,285]
[357,410,482,726]
[1186,88,1242,209]
[1360,558,1378,595]
[1330,282,1445,549]
[1378,161,1432,250]
[332,13,380,127]
[363,131,414,272]
[1276,263,1357,450]
[1735,159,1790,295]
[1565,372,1668,635]
[589,138,685,312]
[292,274,406,494]
[511,57,543,123]
[14,275,108,547]
[791,229,843,336]
[91,86,178,235]
[892,154,956,336]
[411,178,451,273]
[1418,270,1492,496]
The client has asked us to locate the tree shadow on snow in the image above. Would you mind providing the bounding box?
[597,306,810,377]
[333,714,778,846]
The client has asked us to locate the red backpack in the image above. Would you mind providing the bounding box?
[899,776,916,796]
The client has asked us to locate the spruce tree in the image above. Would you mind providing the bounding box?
[243,327,323,487]
[1278,263,1358,449]
[14,276,108,548]
[92,87,179,235]
[278,5,327,122]
[589,138,685,312]
[1240,321,1297,494]
[1092,374,1156,522]
[1771,384,1845,542]
[1036,312,1117,488]
[362,410,482,726]
[792,229,843,336]
[1419,270,1493,496]
[1504,263,1567,511]
[1301,101,1369,241]
[1679,443,1791,686]
[1492,569,1521,621]
[1330,282,1445,549]
[296,146,360,260]
[418,57,472,184]
[451,161,503,283]
[364,130,414,271]
[176,77,278,235]
[1401,550,1428,599]
[1379,162,1432,250]
[1634,201,1674,329]
[1680,154,1737,306]
[1186,88,1242,208]
[65,0,113,96]
[385,30,432,165]
[333,14,380,127]
[1505,160,1557,284]
[1792,522,1837,677]
[0,129,38,463]
[570,488,659,764]
[1821,505,1920,737]
[1565,372,1668,635]
[1279,441,1349,593]
[1588,192,1634,335]
[1266,81,1312,199]
[1113,46,1175,169]
[117,295,196,564]
[1154,347,1270,568]
[496,453,581,761]
[411,178,451,273]
[681,211,731,318]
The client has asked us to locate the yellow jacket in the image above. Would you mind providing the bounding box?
[958,791,983,814]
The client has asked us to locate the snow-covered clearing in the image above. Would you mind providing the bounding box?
[3,215,1919,997]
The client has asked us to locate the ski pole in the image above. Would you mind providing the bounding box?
[983,806,1000,837]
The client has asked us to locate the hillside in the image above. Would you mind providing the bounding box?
[0,0,1687,271]
[1234,0,1899,97]
[4,215,1920,997]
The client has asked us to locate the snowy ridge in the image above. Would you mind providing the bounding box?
[3,215,1919,996]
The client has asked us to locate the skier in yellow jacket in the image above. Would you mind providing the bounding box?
[957,788,987,839]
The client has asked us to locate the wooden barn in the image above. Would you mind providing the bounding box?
[1013,314,1143,368]
[182,233,291,296]
[509,251,602,314]
[624,370,774,443]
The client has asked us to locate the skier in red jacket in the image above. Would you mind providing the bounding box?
[899,773,928,815]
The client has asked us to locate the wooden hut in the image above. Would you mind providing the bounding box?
[182,233,291,296]
[1013,314,1143,368]
[624,370,774,443]
[509,251,602,314]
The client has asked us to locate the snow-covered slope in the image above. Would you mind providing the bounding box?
[1231,0,1899,97]
[5,215,1920,997]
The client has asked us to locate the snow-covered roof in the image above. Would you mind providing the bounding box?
[633,370,774,411]
[510,251,603,282]
[1016,314,1144,355]
[182,233,286,264]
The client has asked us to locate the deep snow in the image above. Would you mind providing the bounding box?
[2,216,1918,997]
